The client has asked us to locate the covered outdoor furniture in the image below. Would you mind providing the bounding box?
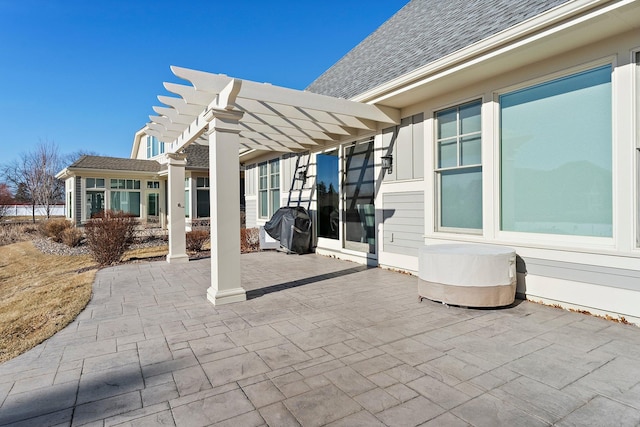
[418,244,517,307]
[264,207,312,254]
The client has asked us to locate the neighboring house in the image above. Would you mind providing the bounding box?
[58,0,640,323]
[56,138,232,228]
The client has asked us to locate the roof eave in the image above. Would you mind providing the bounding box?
[353,0,615,105]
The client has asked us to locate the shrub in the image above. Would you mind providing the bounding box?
[186,229,209,252]
[41,218,72,243]
[61,227,84,247]
[0,223,36,246]
[240,227,260,253]
[84,210,136,266]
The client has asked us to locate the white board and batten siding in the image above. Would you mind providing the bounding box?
[382,191,424,259]
[244,164,258,228]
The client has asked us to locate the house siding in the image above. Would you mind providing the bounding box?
[382,191,424,257]
[74,176,82,226]
[522,258,640,293]
[245,198,257,228]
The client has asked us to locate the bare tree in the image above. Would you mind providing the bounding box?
[2,153,39,222]
[0,183,13,220]
[32,142,65,219]
[1,140,64,222]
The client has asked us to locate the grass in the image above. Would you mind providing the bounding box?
[0,240,170,363]
[0,241,96,363]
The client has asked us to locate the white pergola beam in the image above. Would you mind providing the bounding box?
[171,66,234,94]
[152,106,194,125]
[164,82,215,107]
[240,79,399,124]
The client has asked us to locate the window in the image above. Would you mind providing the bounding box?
[258,158,280,218]
[636,52,640,247]
[86,178,105,189]
[184,177,190,218]
[146,136,164,159]
[110,179,140,190]
[109,179,141,217]
[111,192,140,216]
[317,149,339,239]
[196,176,210,218]
[147,181,160,189]
[435,100,482,231]
[500,65,612,237]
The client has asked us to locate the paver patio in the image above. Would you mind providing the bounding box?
[1,251,640,426]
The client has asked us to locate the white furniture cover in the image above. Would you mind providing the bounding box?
[418,244,517,307]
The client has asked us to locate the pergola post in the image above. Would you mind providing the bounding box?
[206,109,247,305]
[166,153,189,263]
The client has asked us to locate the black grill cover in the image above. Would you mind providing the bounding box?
[264,207,312,254]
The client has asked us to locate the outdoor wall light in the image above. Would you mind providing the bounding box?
[297,167,307,183]
[381,154,393,174]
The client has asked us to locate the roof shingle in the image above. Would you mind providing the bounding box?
[69,156,162,173]
[306,0,570,99]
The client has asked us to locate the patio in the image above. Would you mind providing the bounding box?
[1,252,639,426]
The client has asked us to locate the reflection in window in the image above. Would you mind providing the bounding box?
[258,158,280,218]
[344,140,375,253]
[435,100,482,231]
[317,149,339,239]
[500,65,612,237]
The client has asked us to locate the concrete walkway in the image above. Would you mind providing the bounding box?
[1,252,640,426]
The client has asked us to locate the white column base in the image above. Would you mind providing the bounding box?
[166,254,190,264]
[207,286,246,306]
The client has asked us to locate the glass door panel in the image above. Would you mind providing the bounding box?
[147,192,160,224]
[86,192,104,219]
[343,140,375,253]
[317,149,339,239]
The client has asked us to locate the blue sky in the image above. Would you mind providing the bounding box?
[0,0,407,168]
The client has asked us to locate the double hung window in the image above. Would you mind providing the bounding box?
[258,158,280,218]
[435,100,483,231]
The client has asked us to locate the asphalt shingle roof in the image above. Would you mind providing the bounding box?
[306,0,570,99]
[69,156,162,173]
[182,143,209,169]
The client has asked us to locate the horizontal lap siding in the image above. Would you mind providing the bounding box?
[383,192,424,257]
[245,199,257,228]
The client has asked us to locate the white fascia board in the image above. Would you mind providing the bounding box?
[64,168,160,178]
[354,0,619,104]
[55,168,70,179]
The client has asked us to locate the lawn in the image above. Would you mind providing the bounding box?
[0,240,169,363]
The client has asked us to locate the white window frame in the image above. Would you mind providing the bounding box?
[434,99,483,234]
[635,50,640,248]
[494,59,615,246]
[196,176,210,218]
[109,179,142,217]
[258,158,280,219]
[146,136,165,159]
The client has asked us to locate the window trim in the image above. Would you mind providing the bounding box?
[258,158,280,219]
[434,98,483,234]
[494,59,615,244]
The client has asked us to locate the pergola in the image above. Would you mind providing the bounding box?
[148,66,400,305]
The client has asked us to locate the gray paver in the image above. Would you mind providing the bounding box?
[0,252,639,426]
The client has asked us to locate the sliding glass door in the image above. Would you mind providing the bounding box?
[343,139,375,254]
